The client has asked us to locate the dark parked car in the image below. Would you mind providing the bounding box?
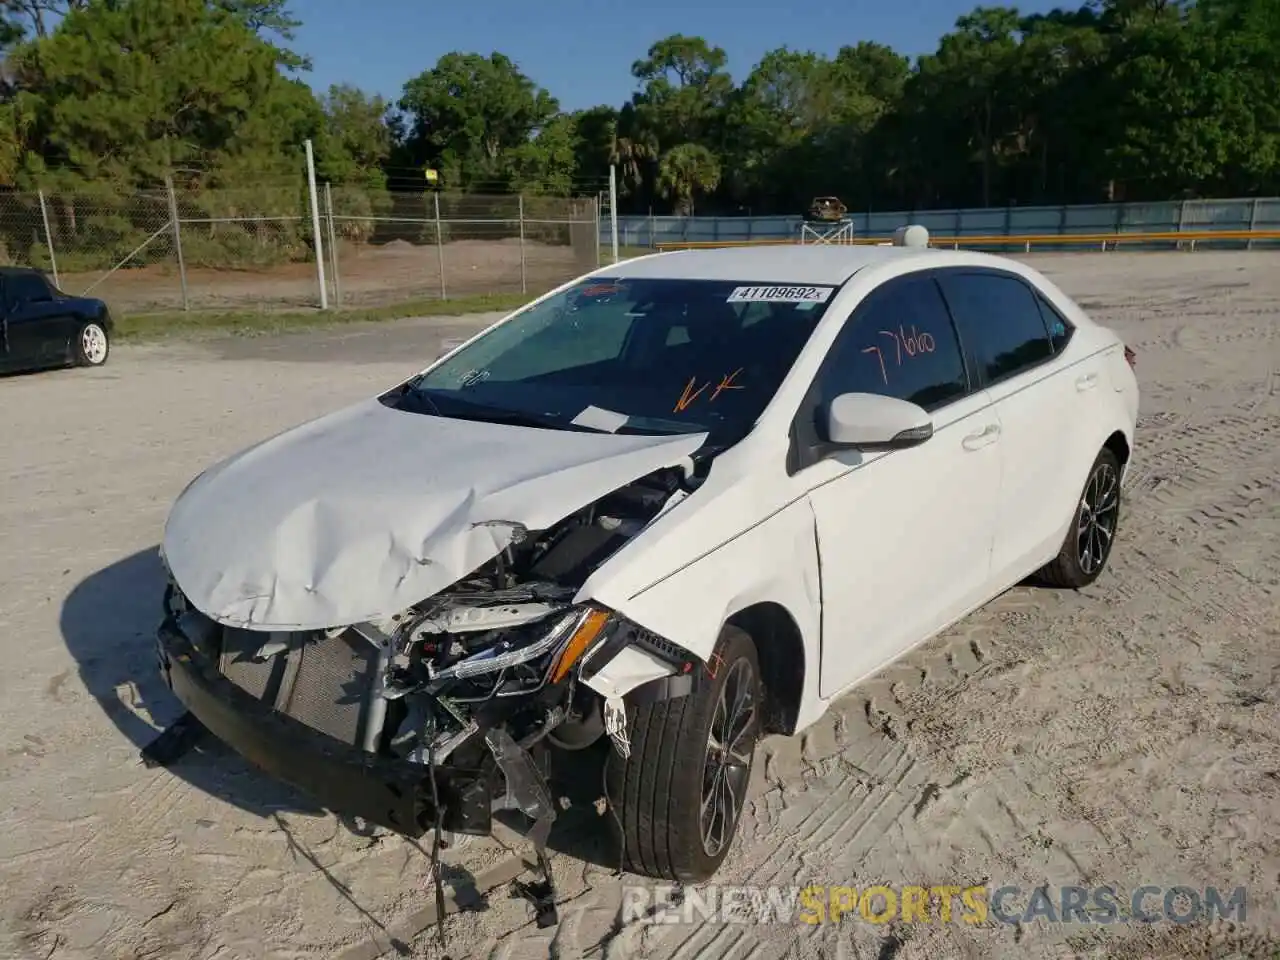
[0,267,113,374]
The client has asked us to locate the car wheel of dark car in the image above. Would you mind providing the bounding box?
[75,320,110,367]
[608,624,760,882]
[1035,446,1122,588]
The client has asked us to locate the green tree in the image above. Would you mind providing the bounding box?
[10,0,316,186]
[215,0,310,70]
[315,83,390,185]
[398,51,559,191]
[630,34,733,153]
[569,104,617,190]
[657,142,720,214]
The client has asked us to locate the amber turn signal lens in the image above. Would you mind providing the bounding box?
[549,608,612,683]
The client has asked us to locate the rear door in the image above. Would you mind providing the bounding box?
[936,269,1102,584]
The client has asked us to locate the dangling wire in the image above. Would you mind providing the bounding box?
[426,735,448,945]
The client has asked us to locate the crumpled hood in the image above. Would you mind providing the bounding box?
[162,398,707,630]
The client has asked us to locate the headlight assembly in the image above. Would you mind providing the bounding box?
[426,606,613,683]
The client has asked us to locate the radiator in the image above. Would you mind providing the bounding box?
[219,628,378,748]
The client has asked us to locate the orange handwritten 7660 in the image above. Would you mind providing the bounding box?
[861,325,936,384]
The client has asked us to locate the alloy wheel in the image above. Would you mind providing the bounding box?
[700,658,756,858]
[1077,461,1119,574]
[81,324,108,365]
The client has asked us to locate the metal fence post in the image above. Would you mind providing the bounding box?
[1247,197,1260,250]
[37,189,59,289]
[164,175,190,311]
[304,139,328,310]
[518,194,527,294]
[595,195,602,266]
[434,191,447,299]
[608,165,619,263]
[324,182,341,306]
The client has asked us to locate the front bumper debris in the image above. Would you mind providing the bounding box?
[153,619,494,837]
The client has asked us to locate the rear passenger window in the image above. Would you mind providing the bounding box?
[819,276,968,411]
[938,273,1054,384]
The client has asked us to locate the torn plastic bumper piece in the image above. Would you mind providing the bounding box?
[578,617,699,706]
[485,726,561,927]
[153,619,493,837]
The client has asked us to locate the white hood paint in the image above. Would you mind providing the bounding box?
[162,398,707,630]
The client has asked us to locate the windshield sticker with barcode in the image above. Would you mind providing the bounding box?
[726,285,834,304]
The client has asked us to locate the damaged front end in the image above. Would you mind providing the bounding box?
[151,464,703,848]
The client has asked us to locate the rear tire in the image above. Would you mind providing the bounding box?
[608,625,760,882]
[75,321,110,367]
[1035,446,1122,588]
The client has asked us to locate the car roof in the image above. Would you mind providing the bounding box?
[609,244,968,286]
[0,265,44,276]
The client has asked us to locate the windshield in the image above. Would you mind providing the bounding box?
[383,276,838,442]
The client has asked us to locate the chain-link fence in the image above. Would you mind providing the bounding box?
[324,188,599,308]
[0,183,601,314]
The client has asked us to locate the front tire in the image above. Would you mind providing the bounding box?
[75,321,110,367]
[1035,446,1122,588]
[608,625,760,882]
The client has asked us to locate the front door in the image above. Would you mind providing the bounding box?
[5,271,68,367]
[798,273,1004,699]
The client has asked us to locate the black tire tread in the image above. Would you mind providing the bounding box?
[610,625,758,882]
[1034,446,1121,589]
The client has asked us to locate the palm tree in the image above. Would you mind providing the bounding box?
[610,103,658,195]
[657,142,720,215]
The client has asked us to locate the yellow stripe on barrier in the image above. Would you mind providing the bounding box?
[653,229,1280,253]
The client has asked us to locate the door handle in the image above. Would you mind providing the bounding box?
[962,423,1000,450]
[1076,372,1099,392]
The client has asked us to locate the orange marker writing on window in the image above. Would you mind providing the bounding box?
[674,376,709,413]
[711,368,744,401]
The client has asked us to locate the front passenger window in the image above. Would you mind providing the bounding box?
[8,273,51,303]
[819,276,969,411]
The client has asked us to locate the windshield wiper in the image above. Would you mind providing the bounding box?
[385,378,442,415]
[441,405,604,433]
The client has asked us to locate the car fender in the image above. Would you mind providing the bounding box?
[580,495,823,728]
[1044,397,1136,562]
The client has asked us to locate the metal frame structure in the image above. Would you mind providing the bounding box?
[799,220,857,245]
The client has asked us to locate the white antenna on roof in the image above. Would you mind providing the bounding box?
[892,224,930,248]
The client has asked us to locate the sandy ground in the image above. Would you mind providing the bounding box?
[0,252,1277,960]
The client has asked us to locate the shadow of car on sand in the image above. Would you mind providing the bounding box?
[59,544,330,821]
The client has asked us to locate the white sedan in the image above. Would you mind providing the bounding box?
[152,234,1139,901]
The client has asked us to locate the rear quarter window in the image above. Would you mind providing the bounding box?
[1034,292,1075,353]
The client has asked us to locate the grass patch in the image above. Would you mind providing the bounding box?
[114,291,535,342]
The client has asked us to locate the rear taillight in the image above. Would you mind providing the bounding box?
[1124,345,1136,369]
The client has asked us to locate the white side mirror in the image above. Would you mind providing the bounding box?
[825,392,933,450]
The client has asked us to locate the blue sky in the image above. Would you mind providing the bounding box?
[291,0,1062,112]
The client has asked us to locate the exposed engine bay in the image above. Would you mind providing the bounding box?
[152,453,712,934]
[359,462,696,779]
[156,463,700,822]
